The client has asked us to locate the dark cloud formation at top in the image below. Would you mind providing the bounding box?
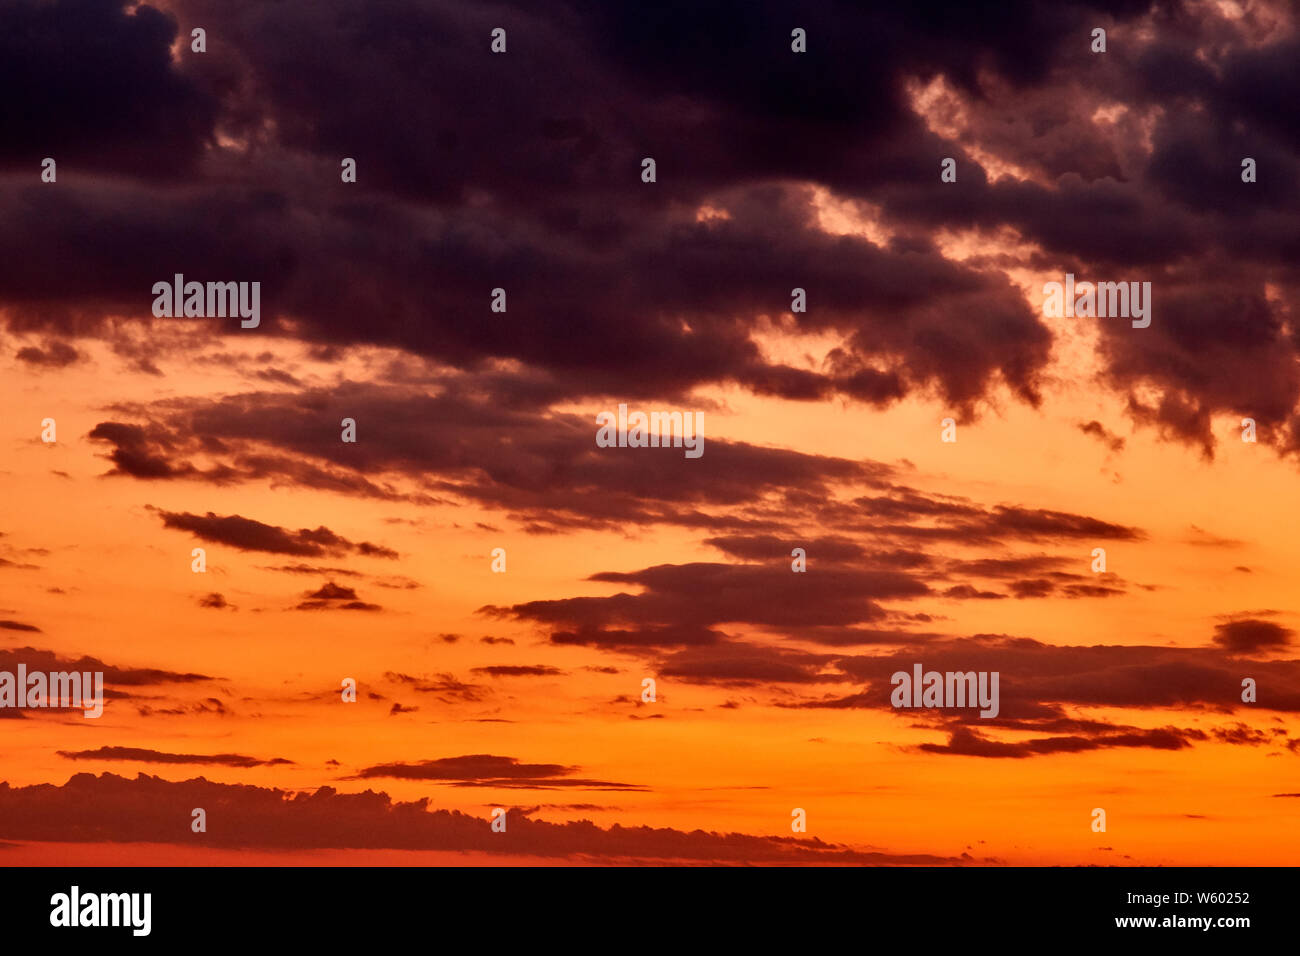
[0,0,217,176]
[4,0,1295,455]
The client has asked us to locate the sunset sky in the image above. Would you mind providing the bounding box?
[2,0,1299,865]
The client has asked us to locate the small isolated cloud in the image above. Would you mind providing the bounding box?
[56,747,291,768]
[1077,420,1125,452]
[295,581,381,612]
[349,754,645,791]
[1213,618,1293,654]
[15,340,81,368]
[149,508,397,559]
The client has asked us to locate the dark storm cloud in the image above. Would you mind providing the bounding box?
[0,0,218,175]
[0,175,1052,411]
[2,0,1126,412]
[4,0,1298,457]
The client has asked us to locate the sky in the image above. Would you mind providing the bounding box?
[1,0,1299,866]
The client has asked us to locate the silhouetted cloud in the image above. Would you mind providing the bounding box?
[14,340,80,368]
[56,747,291,768]
[295,581,382,612]
[0,772,972,863]
[1213,618,1294,654]
[149,508,397,559]
[349,754,644,791]
[0,647,212,687]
